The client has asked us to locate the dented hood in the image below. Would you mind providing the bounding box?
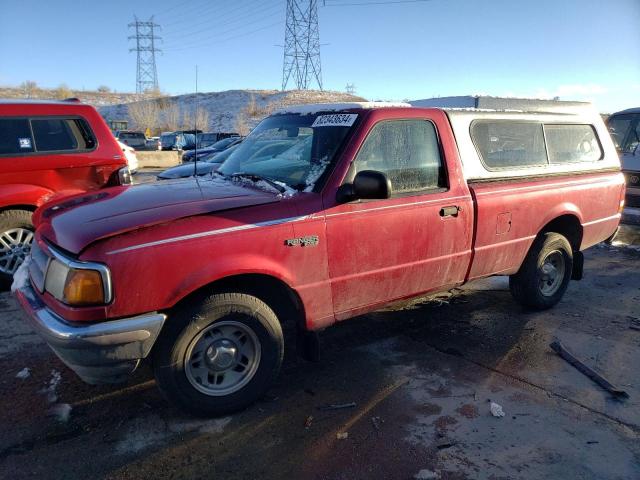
[36,177,280,254]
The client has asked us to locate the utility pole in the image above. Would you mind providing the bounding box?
[282,0,323,91]
[128,16,161,94]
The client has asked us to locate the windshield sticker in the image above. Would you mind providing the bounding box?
[311,114,358,128]
[18,138,32,149]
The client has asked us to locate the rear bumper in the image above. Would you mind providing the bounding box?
[15,283,166,384]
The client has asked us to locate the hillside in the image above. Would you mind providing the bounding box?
[0,86,143,106]
[98,89,368,134]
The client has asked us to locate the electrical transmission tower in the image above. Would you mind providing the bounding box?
[282,0,323,91]
[346,83,356,95]
[128,16,161,93]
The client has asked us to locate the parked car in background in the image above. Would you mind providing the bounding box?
[182,136,243,162]
[196,132,240,149]
[117,140,139,173]
[146,136,160,151]
[158,145,238,180]
[607,108,640,208]
[115,130,146,149]
[14,100,624,416]
[160,131,199,151]
[0,99,129,288]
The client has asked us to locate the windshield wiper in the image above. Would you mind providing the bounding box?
[229,172,286,194]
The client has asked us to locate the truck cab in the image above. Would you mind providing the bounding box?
[14,100,623,416]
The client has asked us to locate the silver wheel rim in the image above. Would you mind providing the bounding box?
[0,227,34,275]
[538,250,565,296]
[184,320,261,396]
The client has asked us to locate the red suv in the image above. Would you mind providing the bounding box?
[0,99,129,288]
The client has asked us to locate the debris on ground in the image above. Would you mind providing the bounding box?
[550,338,629,399]
[489,401,505,418]
[414,468,439,479]
[371,416,383,431]
[336,432,349,440]
[15,367,30,379]
[39,370,62,403]
[304,415,313,429]
[49,403,72,422]
[317,402,357,411]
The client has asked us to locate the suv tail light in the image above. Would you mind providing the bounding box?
[118,166,132,185]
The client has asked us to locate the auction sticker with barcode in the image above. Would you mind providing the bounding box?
[18,138,32,149]
[311,113,358,128]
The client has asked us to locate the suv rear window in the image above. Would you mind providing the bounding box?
[32,118,96,152]
[471,121,547,169]
[0,117,96,155]
[0,119,34,154]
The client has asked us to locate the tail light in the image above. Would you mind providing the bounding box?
[118,166,132,185]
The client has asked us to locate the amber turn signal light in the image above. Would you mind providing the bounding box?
[63,269,105,305]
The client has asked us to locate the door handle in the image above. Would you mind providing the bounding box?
[439,206,460,217]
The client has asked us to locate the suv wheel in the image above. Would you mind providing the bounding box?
[509,232,573,310]
[0,210,34,290]
[152,293,284,417]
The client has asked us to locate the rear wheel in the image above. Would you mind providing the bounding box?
[509,232,573,310]
[0,210,34,290]
[152,293,284,417]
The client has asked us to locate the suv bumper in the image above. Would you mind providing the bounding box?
[15,283,166,384]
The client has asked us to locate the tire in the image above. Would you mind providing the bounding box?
[152,293,284,417]
[0,210,34,290]
[509,232,573,310]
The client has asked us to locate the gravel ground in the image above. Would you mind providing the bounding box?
[0,225,638,480]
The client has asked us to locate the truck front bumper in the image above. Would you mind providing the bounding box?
[15,283,166,384]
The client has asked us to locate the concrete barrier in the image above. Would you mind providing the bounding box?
[136,151,182,168]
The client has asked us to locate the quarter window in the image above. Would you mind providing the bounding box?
[545,124,602,163]
[471,121,547,169]
[31,118,95,152]
[354,120,446,194]
[0,119,34,154]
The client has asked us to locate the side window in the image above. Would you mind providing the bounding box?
[354,120,446,194]
[31,118,96,152]
[544,124,603,163]
[0,119,34,154]
[471,121,547,169]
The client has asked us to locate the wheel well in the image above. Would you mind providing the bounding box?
[0,205,36,214]
[172,274,307,333]
[541,214,583,251]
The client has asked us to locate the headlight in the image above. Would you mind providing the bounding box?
[43,247,112,306]
[118,166,132,185]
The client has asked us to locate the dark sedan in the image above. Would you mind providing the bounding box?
[181,136,242,162]
[157,145,238,180]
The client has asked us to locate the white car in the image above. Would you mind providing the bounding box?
[117,140,139,173]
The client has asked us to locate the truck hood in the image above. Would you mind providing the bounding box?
[36,177,281,254]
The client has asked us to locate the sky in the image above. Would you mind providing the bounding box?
[0,0,639,112]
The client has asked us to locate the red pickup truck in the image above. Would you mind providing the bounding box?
[0,99,129,288]
[15,101,624,416]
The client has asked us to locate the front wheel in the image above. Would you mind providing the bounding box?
[0,210,34,290]
[152,293,284,417]
[509,232,573,310]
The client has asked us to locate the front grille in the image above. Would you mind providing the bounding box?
[626,193,640,208]
[29,240,50,292]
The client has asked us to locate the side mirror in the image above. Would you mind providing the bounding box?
[336,170,392,203]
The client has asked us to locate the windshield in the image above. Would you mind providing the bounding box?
[608,113,640,153]
[217,113,354,191]
[161,134,176,145]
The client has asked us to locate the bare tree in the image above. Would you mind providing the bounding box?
[20,81,38,98]
[128,100,160,133]
[162,103,181,131]
[234,111,251,136]
[195,108,209,131]
[97,85,111,93]
[55,84,73,100]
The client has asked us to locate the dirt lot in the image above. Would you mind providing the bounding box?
[0,225,639,480]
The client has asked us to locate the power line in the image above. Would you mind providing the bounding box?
[162,2,283,45]
[128,16,161,93]
[160,0,268,33]
[324,0,433,6]
[163,20,282,53]
[282,0,323,91]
